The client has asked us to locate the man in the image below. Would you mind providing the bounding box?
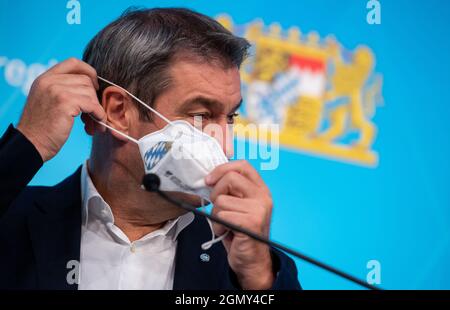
[0,8,300,290]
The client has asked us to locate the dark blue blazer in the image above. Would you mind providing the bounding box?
[0,125,301,290]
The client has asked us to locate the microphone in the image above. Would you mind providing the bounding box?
[143,173,381,290]
[143,173,161,192]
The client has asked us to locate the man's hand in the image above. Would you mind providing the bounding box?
[205,160,274,290]
[17,58,106,162]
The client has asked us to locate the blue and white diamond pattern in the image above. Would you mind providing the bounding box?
[144,141,171,171]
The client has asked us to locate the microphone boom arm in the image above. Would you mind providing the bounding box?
[143,173,381,291]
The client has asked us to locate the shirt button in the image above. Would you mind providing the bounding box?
[130,244,136,253]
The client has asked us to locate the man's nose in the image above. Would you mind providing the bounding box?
[223,124,234,159]
[204,120,234,159]
[215,119,234,159]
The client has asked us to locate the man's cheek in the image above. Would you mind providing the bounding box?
[202,122,233,158]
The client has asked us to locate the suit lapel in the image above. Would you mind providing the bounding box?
[27,167,82,290]
[173,215,234,290]
[26,167,234,290]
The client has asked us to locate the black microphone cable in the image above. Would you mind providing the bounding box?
[142,173,382,290]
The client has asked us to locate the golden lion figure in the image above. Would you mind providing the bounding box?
[319,43,382,149]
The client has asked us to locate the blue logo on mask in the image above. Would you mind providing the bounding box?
[144,141,172,171]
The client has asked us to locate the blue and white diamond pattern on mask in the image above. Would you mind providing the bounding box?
[144,141,172,171]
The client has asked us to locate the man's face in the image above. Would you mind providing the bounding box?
[132,58,242,157]
[127,57,242,205]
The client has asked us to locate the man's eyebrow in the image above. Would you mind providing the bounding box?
[176,96,243,114]
[229,98,243,114]
[176,96,222,113]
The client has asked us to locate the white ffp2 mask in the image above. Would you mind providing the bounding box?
[93,76,229,203]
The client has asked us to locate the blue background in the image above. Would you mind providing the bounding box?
[1,0,449,289]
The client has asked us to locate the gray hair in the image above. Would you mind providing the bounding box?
[82,7,250,120]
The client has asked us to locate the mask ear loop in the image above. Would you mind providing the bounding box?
[88,76,175,143]
[200,198,230,250]
[94,76,209,143]
[89,114,139,144]
[97,76,173,125]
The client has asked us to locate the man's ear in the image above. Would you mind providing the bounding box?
[97,85,135,142]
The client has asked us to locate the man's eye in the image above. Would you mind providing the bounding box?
[190,113,210,121]
[227,112,239,124]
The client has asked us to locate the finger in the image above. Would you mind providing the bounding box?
[210,207,227,236]
[61,86,104,121]
[212,194,250,214]
[61,87,105,122]
[211,209,246,236]
[80,113,93,135]
[211,195,271,234]
[81,112,106,134]
[61,91,105,122]
[206,160,265,188]
[59,82,98,98]
[50,84,105,131]
[77,95,106,122]
[47,58,99,89]
[210,171,257,201]
[212,210,260,242]
[46,73,99,89]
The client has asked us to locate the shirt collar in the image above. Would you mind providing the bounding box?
[80,161,194,240]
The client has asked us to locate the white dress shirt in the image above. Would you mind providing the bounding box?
[78,162,194,290]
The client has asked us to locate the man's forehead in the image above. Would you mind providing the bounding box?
[168,58,242,109]
[171,58,240,84]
